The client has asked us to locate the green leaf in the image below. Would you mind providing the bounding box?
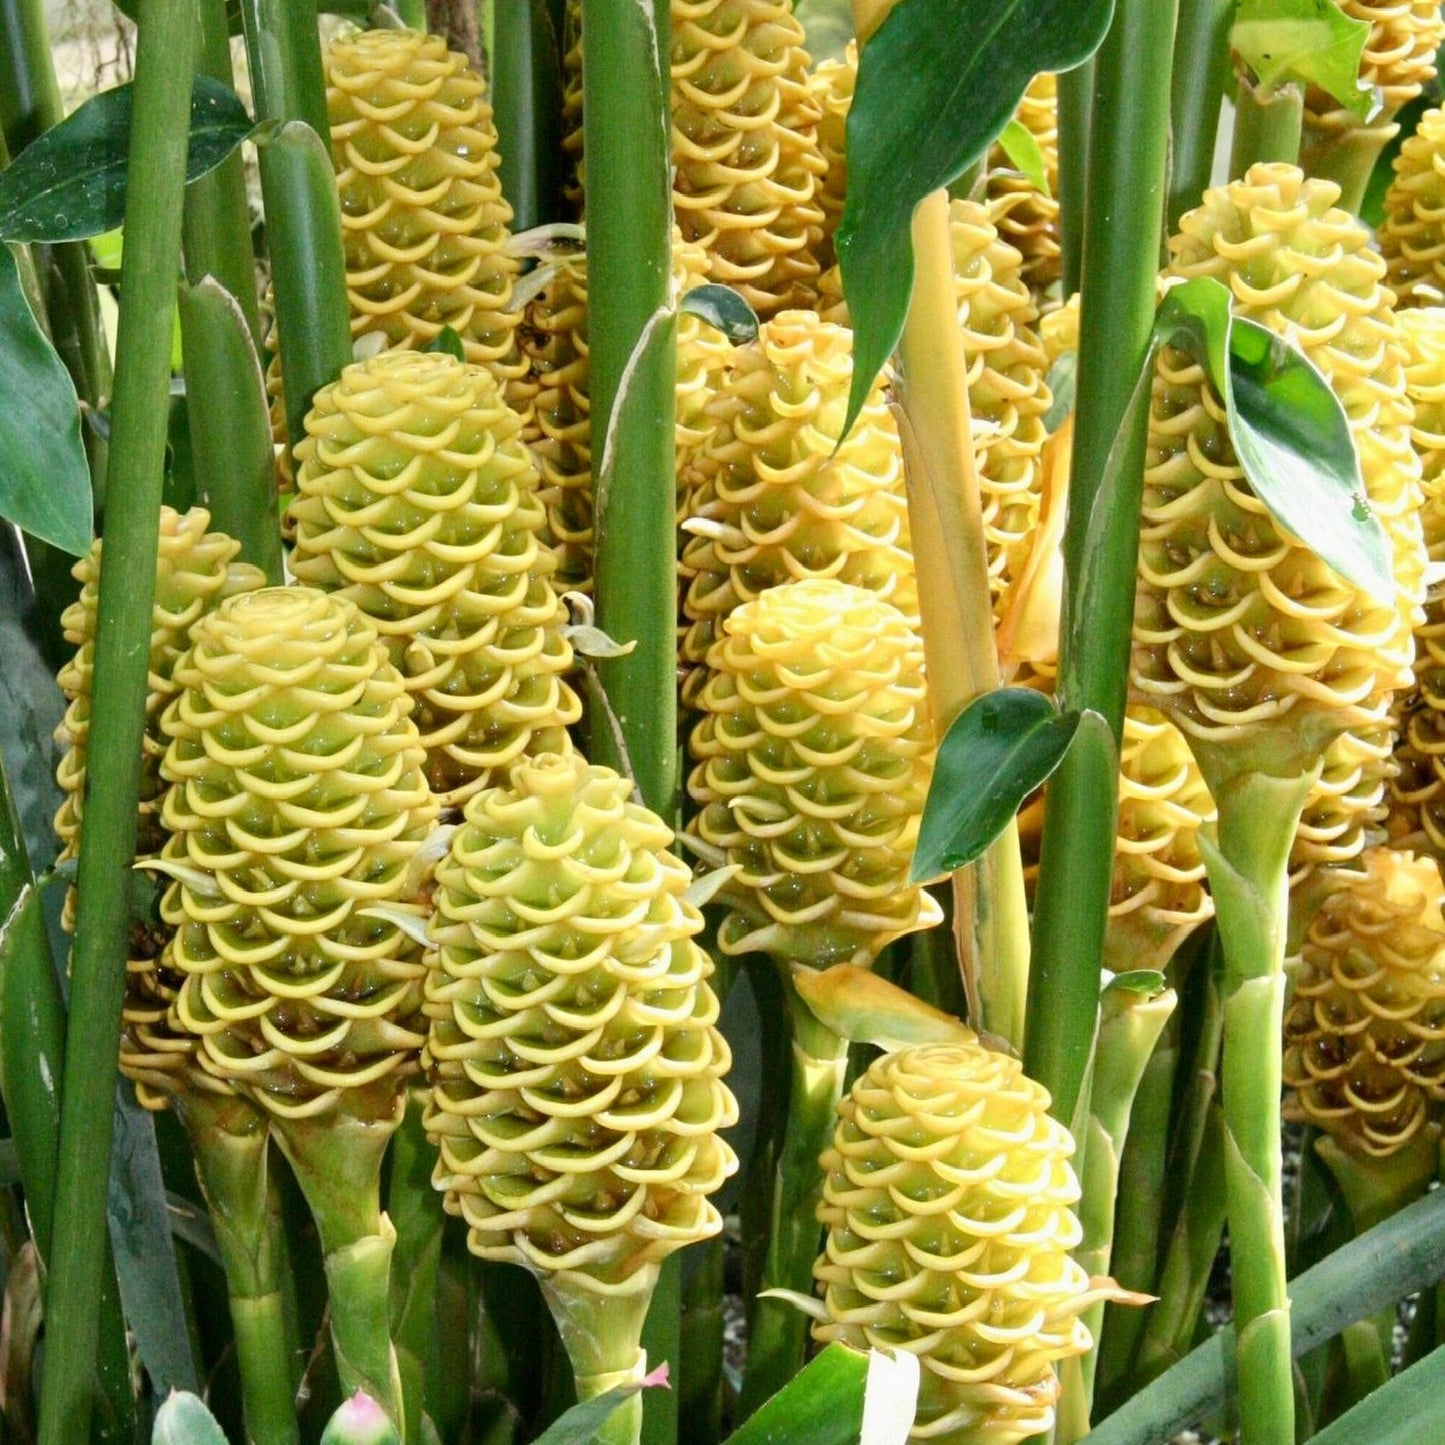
[1156,275,1391,602]
[151,1391,229,1445]
[837,0,1112,437]
[911,689,1086,882]
[1231,0,1373,117]
[679,283,760,345]
[0,247,92,556]
[996,118,1051,196]
[1104,969,1169,998]
[727,1343,916,1445]
[0,77,252,244]
[423,325,466,362]
[1043,348,1077,433]
[1309,1345,1445,1445]
[529,1363,670,1445]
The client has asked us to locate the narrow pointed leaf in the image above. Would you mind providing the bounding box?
[727,1344,912,1445]
[0,247,91,556]
[792,963,972,1051]
[679,284,759,344]
[529,1364,670,1445]
[1308,1345,1445,1444]
[151,1391,230,1445]
[997,119,1050,196]
[1157,275,1390,601]
[837,0,1112,437]
[423,325,466,362]
[912,688,1084,882]
[0,77,252,243]
[1231,0,1372,116]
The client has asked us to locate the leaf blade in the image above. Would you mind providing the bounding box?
[837,0,1113,437]
[1231,0,1372,116]
[912,688,1084,882]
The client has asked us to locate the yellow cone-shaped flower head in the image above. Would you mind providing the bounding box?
[1133,165,1425,781]
[1391,309,1445,853]
[679,311,915,705]
[671,0,827,315]
[561,0,584,210]
[54,507,266,1109]
[949,198,1052,617]
[985,72,1061,305]
[1284,847,1445,1156]
[157,587,439,1119]
[289,349,581,806]
[1380,107,1445,305]
[812,1039,1095,1444]
[423,751,738,1293]
[325,28,524,384]
[688,579,940,968]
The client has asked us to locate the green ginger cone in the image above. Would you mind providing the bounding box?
[423,752,737,1431]
[812,1037,1107,1444]
[289,348,581,806]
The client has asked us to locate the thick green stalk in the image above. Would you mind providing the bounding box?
[1302,120,1398,216]
[738,957,789,1310]
[182,1095,300,1445]
[491,0,564,231]
[736,993,848,1420]
[542,1276,652,1445]
[1056,60,1092,297]
[396,0,428,26]
[679,1240,725,1445]
[1230,78,1303,176]
[1057,981,1176,1441]
[1167,0,1232,230]
[583,9,677,1437]
[1200,766,1319,1445]
[272,1109,406,1437]
[186,0,263,345]
[238,0,330,145]
[34,3,196,1441]
[1025,0,1178,1127]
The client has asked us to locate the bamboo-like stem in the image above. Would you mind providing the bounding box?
[492,0,564,231]
[1025,0,1178,1128]
[542,1276,653,1445]
[1167,0,1232,230]
[186,0,263,344]
[238,0,330,145]
[182,1095,300,1445]
[272,1107,407,1435]
[34,2,196,1439]
[736,991,849,1419]
[1200,765,1320,1445]
[582,6,677,1435]
[1056,60,1093,297]
[1229,77,1303,177]
[894,191,1031,1048]
[397,0,428,27]
[1057,982,1176,1441]
[1302,121,1399,216]
[679,1240,725,1445]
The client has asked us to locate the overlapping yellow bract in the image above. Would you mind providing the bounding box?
[985,71,1061,305]
[812,1039,1096,1445]
[423,752,737,1293]
[1380,106,1445,305]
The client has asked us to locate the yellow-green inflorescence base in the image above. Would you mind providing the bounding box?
[289,348,582,808]
[812,1038,1098,1445]
[1284,846,1445,1158]
[1132,164,1426,789]
[688,578,940,970]
[422,751,738,1297]
[156,586,439,1121]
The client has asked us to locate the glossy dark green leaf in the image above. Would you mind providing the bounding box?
[837,0,1112,436]
[911,689,1084,883]
[1231,0,1372,116]
[423,325,467,362]
[1157,275,1391,601]
[680,283,760,345]
[0,77,252,244]
[150,1391,229,1445]
[996,119,1050,196]
[0,246,91,556]
[529,1363,670,1445]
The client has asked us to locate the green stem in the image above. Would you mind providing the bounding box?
[238,0,330,145]
[1229,77,1303,177]
[271,1106,407,1438]
[738,956,789,1310]
[736,990,848,1420]
[1056,980,1176,1441]
[34,2,196,1440]
[181,1094,300,1445]
[1301,117,1398,216]
[679,1241,724,1445]
[1056,59,1092,298]
[1167,0,1232,230]
[1201,765,1319,1445]
[186,0,263,345]
[1025,0,1177,1128]
[492,0,565,231]
[396,0,428,26]
[541,1276,652,1445]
